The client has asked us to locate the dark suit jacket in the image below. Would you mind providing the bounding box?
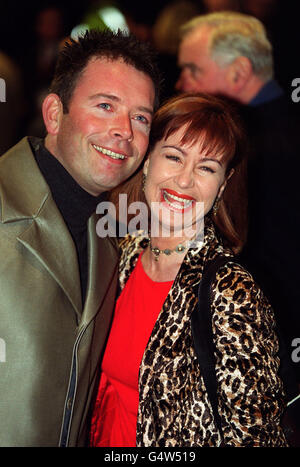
[239,95,300,383]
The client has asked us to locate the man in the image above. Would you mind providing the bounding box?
[176,11,275,100]
[176,12,300,388]
[0,29,160,447]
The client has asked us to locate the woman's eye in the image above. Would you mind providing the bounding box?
[199,166,215,173]
[166,155,181,163]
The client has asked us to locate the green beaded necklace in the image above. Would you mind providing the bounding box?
[149,239,187,261]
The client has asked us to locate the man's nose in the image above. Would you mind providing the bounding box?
[111,114,133,141]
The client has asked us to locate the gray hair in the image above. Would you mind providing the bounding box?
[181,11,273,82]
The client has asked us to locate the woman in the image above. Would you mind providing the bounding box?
[90,93,287,447]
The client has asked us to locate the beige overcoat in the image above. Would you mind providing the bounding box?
[0,138,118,446]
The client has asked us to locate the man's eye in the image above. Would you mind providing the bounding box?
[98,103,111,110]
[135,115,149,124]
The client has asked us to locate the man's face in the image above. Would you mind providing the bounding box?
[176,27,229,94]
[52,57,155,196]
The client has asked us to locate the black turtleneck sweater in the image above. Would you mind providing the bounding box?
[29,136,107,305]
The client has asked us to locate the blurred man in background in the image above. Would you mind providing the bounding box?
[176,11,300,390]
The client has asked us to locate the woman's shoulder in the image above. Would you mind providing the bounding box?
[209,257,276,344]
[215,258,254,282]
[211,256,269,307]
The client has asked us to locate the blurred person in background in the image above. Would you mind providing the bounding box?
[176,11,300,394]
[119,0,202,103]
[202,0,241,11]
[24,5,66,136]
[151,0,203,102]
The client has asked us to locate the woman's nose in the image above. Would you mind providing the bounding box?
[174,166,194,189]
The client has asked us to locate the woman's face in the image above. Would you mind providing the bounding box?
[143,125,230,237]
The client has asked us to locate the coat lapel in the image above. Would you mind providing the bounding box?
[1,138,119,324]
[1,138,82,317]
[17,197,82,316]
[80,214,119,327]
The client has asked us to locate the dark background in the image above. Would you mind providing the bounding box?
[1,0,300,145]
[1,0,299,89]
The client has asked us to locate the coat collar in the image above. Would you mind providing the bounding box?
[82,219,119,327]
[0,138,51,222]
[0,138,119,322]
[0,138,82,315]
[119,219,233,375]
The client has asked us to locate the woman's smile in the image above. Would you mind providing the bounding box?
[160,188,196,212]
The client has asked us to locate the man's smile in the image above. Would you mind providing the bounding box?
[92,144,127,160]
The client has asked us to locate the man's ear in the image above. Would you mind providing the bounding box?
[42,93,64,135]
[227,57,252,91]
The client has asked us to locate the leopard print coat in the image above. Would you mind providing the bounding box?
[118,219,287,447]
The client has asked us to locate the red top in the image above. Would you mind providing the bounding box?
[89,252,173,447]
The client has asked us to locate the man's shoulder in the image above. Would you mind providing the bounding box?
[245,93,300,124]
[0,137,38,181]
[0,137,32,160]
[0,137,35,196]
[0,137,50,222]
[241,94,300,151]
